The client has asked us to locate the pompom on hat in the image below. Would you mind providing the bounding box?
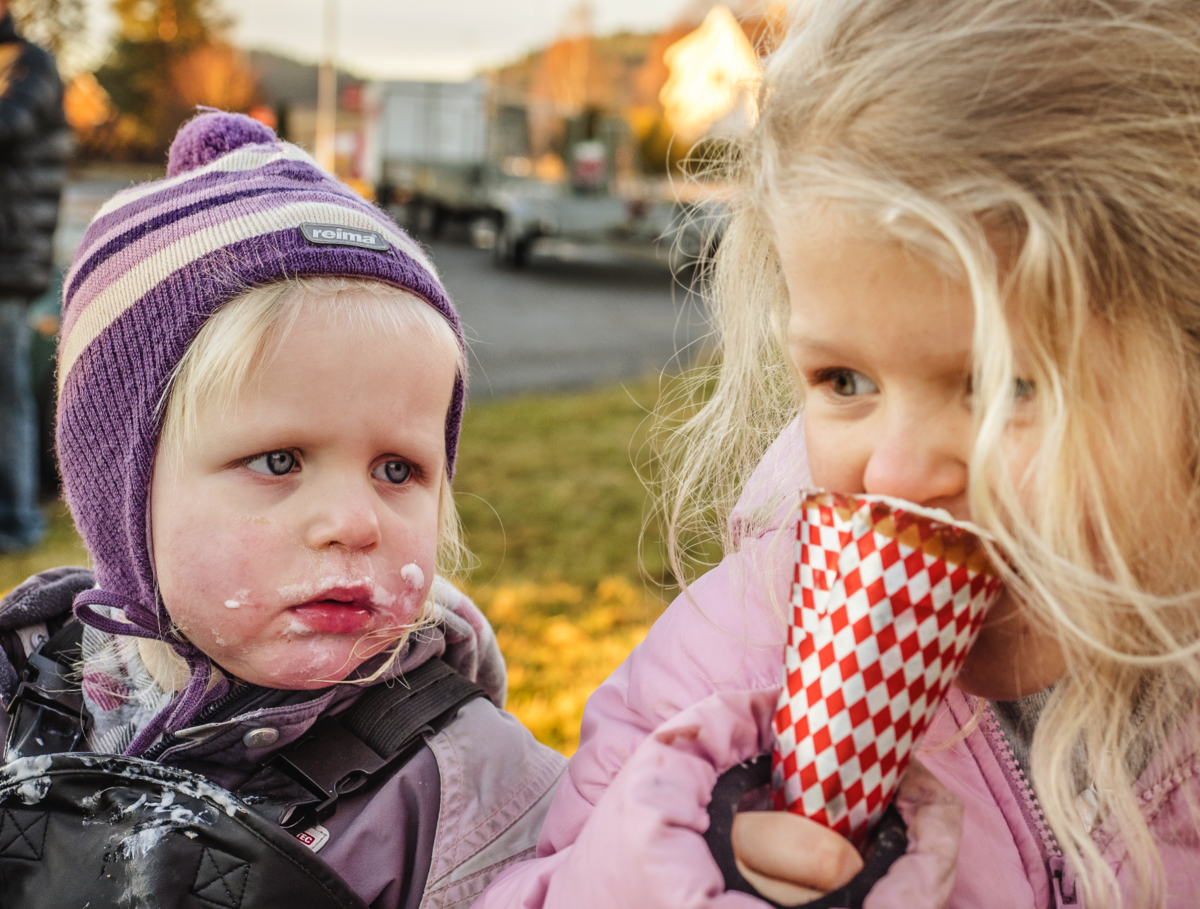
[56,111,466,754]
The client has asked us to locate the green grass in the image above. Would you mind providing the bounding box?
[453,379,672,599]
[1,380,673,604]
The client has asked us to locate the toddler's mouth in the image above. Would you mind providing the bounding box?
[287,585,375,634]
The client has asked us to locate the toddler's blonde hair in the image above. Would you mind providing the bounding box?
[656,2,1200,905]
[150,275,469,682]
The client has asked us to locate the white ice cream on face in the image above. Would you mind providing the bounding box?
[276,574,408,610]
[400,563,424,590]
[224,600,241,609]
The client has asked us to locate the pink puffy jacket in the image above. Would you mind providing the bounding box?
[476,421,1200,909]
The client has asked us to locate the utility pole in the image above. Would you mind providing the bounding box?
[315,0,338,172]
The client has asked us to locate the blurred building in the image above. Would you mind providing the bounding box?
[486,0,782,179]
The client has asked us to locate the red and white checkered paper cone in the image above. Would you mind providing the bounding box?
[771,491,1003,850]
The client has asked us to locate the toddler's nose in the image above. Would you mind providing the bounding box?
[303,480,382,553]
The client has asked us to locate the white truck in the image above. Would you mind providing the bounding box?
[361,79,726,270]
[490,177,726,272]
[361,79,491,235]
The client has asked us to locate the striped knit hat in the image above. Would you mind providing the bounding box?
[57,111,465,754]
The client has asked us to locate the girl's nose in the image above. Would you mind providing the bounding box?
[303,480,382,553]
[860,415,968,510]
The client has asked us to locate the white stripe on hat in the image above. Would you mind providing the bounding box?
[90,143,317,222]
[60,199,440,392]
[68,176,436,329]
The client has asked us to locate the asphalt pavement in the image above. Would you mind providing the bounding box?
[428,240,706,398]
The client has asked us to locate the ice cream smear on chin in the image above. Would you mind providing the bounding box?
[772,490,1004,850]
[400,562,424,589]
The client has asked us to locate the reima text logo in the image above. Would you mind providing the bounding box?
[300,222,389,252]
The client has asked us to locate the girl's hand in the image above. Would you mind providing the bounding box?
[730,760,962,908]
[543,689,782,909]
[732,811,863,904]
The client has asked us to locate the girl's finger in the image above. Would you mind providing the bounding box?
[734,860,826,907]
[731,809,865,892]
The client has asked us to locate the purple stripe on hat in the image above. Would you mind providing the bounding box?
[65,150,278,285]
[63,186,399,341]
[65,157,368,310]
[66,187,280,307]
[77,154,325,252]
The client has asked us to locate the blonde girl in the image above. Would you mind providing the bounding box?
[477,2,1200,907]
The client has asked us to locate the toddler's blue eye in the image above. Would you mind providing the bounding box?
[373,461,412,485]
[245,451,296,476]
[825,369,879,397]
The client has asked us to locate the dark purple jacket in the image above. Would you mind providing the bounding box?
[0,568,566,909]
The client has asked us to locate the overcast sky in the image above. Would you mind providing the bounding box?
[232,1,691,81]
[75,1,700,81]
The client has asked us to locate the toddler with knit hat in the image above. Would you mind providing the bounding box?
[0,112,564,909]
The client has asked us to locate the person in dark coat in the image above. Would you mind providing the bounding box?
[0,0,68,551]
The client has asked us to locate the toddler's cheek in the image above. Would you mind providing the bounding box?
[367,576,428,629]
[159,519,288,608]
[164,595,256,655]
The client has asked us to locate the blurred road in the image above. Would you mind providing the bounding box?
[59,178,706,398]
[430,241,705,397]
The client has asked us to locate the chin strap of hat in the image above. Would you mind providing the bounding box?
[73,587,229,756]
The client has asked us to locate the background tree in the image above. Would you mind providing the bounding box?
[94,0,258,160]
[10,0,88,67]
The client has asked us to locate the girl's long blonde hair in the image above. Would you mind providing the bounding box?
[656,2,1200,905]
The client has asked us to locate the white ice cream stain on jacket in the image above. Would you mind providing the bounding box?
[16,777,50,804]
[401,563,424,590]
[1,753,52,781]
[108,780,248,906]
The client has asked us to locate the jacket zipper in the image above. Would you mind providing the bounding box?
[141,683,254,762]
[980,701,1081,908]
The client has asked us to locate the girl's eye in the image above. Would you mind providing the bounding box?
[965,377,1036,401]
[821,369,879,397]
[372,460,412,485]
[244,451,297,476]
